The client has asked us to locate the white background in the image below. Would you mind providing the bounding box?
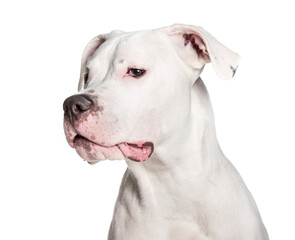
[0,0,294,239]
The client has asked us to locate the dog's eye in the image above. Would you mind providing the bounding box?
[127,68,146,78]
[83,69,89,86]
[84,73,89,84]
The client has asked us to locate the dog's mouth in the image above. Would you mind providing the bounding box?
[72,134,154,162]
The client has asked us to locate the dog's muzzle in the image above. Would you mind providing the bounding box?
[63,94,154,163]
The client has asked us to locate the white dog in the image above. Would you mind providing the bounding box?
[63,24,269,240]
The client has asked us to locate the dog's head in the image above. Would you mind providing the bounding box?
[63,24,239,164]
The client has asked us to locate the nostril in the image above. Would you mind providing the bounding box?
[72,102,90,114]
[72,104,80,115]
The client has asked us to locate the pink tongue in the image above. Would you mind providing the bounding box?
[118,143,153,162]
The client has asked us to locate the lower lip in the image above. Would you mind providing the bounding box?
[74,135,95,146]
[73,135,121,162]
[73,135,154,162]
[74,135,93,150]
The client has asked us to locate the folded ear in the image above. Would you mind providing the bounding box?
[78,35,106,91]
[161,24,240,80]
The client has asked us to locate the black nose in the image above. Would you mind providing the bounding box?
[63,94,94,121]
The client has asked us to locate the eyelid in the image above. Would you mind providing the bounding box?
[83,67,89,77]
[126,68,146,78]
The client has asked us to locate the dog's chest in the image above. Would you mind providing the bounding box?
[109,210,209,240]
[108,171,210,240]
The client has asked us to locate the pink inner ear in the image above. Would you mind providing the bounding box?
[183,33,210,61]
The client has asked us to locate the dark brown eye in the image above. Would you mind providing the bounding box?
[127,68,146,78]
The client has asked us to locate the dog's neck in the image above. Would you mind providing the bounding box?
[124,78,225,205]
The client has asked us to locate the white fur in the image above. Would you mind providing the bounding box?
[75,24,269,240]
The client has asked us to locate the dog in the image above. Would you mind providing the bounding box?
[63,24,269,240]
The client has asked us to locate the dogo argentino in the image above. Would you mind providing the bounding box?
[63,24,269,240]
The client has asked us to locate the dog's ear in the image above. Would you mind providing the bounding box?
[161,24,240,80]
[78,35,106,91]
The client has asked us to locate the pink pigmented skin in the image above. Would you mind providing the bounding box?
[63,120,77,148]
[64,116,124,163]
[75,136,124,163]
[64,109,154,163]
